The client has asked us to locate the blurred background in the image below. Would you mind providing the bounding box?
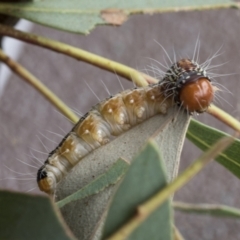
[0,8,240,239]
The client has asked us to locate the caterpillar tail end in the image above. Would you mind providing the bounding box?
[37,167,55,195]
[37,179,53,194]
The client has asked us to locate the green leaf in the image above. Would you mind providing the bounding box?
[56,159,129,208]
[55,108,190,239]
[102,140,172,240]
[174,201,240,218]
[55,109,190,240]
[0,0,234,34]
[0,190,75,240]
[187,119,240,178]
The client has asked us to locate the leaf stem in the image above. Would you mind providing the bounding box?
[173,201,240,218]
[108,136,234,239]
[0,23,155,87]
[173,226,185,240]
[207,104,240,132]
[0,49,79,123]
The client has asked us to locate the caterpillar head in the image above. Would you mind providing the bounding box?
[162,58,214,113]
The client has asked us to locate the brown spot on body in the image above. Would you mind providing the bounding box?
[100,96,127,125]
[122,89,146,119]
[145,85,165,103]
[177,58,196,71]
[59,135,76,163]
[123,89,145,107]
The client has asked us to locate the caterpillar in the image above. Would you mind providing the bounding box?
[37,57,214,194]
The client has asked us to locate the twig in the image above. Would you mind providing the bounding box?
[207,105,240,132]
[173,201,240,218]
[0,23,152,87]
[173,226,185,240]
[0,49,79,123]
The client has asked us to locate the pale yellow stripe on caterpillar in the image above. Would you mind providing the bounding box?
[37,84,173,194]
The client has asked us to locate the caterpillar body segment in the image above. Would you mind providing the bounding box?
[37,84,173,194]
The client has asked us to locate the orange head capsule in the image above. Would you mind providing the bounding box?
[161,58,214,113]
[179,77,214,113]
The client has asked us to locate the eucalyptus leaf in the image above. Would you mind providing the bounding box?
[0,190,75,240]
[56,159,129,208]
[55,108,190,240]
[0,0,234,34]
[102,141,172,240]
[187,119,240,178]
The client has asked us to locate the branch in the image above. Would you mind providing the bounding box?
[173,226,185,240]
[0,49,79,123]
[207,104,240,132]
[174,201,240,218]
[0,24,158,87]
